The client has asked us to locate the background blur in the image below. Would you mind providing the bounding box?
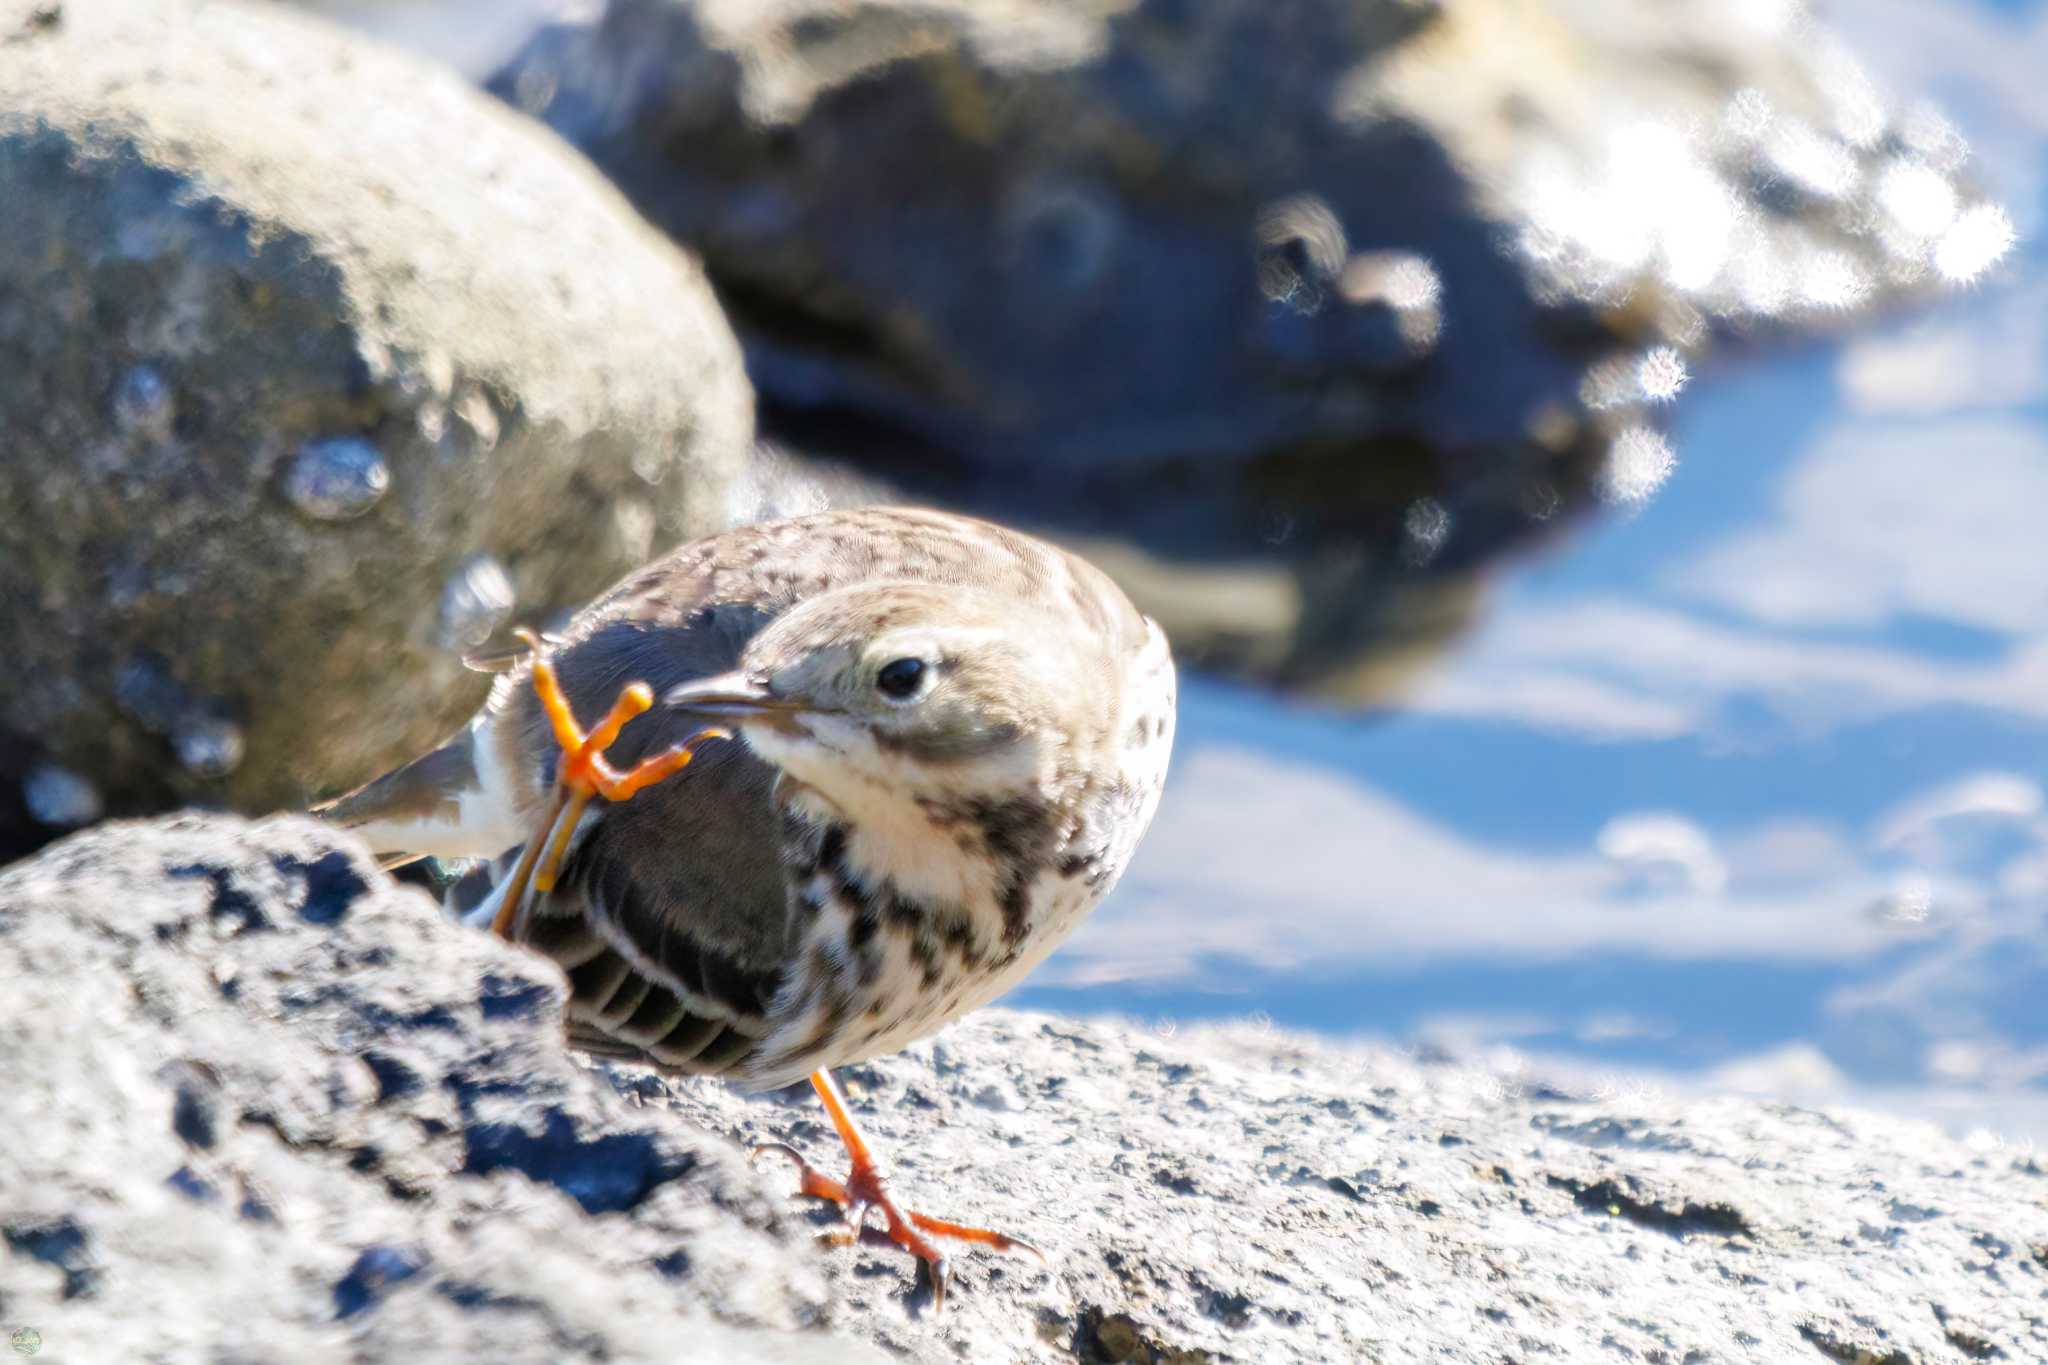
[1030,0,2048,1145]
[5,0,2040,1143]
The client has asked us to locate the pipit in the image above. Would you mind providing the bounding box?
[319,507,1177,1304]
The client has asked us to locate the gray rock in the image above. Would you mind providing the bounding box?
[662,1016,2048,1363]
[0,813,882,1365]
[4,812,2042,1361]
[0,0,754,861]
[494,0,2002,697]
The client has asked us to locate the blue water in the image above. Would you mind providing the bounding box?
[1012,0,2048,1139]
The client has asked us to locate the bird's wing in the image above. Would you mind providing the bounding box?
[487,613,796,1080]
[321,544,801,1082]
[512,721,791,1080]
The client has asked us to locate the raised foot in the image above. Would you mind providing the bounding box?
[753,1070,1044,1311]
[491,627,728,938]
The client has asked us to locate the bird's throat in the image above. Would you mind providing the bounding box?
[778,774,999,917]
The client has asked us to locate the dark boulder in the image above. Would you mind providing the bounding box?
[496,0,1999,693]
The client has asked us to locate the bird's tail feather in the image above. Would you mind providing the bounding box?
[312,729,515,861]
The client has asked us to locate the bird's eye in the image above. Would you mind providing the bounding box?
[875,657,927,701]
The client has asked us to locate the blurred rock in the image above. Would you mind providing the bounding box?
[495,0,2003,696]
[5,812,2040,1361]
[280,0,584,80]
[0,0,753,861]
[0,814,878,1365]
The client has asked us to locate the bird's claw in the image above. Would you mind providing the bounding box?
[490,626,729,939]
[750,1136,1043,1311]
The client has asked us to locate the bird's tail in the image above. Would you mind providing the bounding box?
[312,726,522,866]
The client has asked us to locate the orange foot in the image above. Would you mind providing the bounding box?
[492,627,728,939]
[753,1070,1044,1310]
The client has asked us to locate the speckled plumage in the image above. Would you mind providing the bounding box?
[323,507,1176,1089]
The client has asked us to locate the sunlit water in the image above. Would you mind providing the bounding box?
[1013,0,2048,1145]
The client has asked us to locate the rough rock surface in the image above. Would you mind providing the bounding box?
[6,814,2042,1363]
[494,0,1996,696]
[0,0,753,861]
[665,1013,2048,1364]
[0,814,878,1365]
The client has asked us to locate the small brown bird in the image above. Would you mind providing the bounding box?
[319,507,1177,1303]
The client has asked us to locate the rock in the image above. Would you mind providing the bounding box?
[5,812,2041,1361]
[283,0,579,80]
[0,813,882,1365]
[0,0,753,862]
[494,0,2003,697]
[658,1017,2048,1364]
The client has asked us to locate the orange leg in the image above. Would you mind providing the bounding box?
[753,1069,1043,1310]
[491,628,729,938]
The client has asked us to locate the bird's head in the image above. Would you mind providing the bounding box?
[664,582,1103,805]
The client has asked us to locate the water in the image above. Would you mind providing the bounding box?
[1013,0,2048,1144]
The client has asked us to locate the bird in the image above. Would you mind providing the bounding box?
[316,506,1177,1305]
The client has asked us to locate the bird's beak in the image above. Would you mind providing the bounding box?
[663,671,806,719]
